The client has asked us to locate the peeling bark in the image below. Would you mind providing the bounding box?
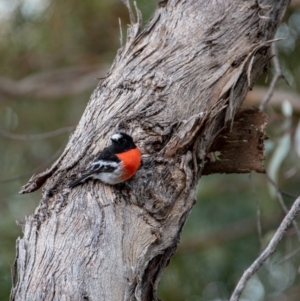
[203,108,268,175]
[11,1,291,300]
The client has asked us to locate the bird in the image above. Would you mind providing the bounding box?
[69,132,141,188]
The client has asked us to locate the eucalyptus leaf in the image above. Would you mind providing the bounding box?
[268,133,291,197]
[295,120,300,158]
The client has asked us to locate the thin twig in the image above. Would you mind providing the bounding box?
[249,173,264,251]
[0,65,108,100]
[266,173,300,241]
[260,43,283,110]
[133,1,142,29]
[0,126,74,141]
[0,146,64,184]
[118,18,123,47]
[281,191,298,199]
[245,87,300,114]
[230,196,300,301]
[119,0,136,24]
[178,213,281,254]
[276,246,300,264]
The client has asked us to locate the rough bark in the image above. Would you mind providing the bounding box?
[11,1,291,300]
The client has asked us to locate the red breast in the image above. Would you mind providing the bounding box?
[116,147,141,180]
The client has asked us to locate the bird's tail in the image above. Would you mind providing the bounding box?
[69,172,94,189]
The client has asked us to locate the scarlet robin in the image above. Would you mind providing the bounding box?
[69,132,141,188]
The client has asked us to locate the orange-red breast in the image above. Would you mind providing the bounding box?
[69,132,141,188]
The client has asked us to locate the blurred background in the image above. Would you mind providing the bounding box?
[1,1,300,300]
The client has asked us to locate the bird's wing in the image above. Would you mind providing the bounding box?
[69,145,121,188]
[97,145,121,161]
[89,145,120,172]
[90,160,119,173]
[69,170,96,188]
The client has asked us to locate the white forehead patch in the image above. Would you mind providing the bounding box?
[111,133,123,141]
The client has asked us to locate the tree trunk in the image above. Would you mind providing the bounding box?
[10,1,290,300]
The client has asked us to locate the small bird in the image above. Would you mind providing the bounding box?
[69,132,141,188]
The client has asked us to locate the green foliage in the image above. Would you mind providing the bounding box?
[0,0,157,78]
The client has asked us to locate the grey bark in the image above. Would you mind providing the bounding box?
[11,1,290,300]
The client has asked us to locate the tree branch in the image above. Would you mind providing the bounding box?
[260,43,285,110]
[245,87,300,114]
[0,126,74,141]
[0,146,64,184]
[230,196,300,301]
[0,65,108,100]
[266,173,300,241]
[291,0,300,7]
[178,212,282,253]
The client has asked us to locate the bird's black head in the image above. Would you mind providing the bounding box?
[111,132,136,151]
